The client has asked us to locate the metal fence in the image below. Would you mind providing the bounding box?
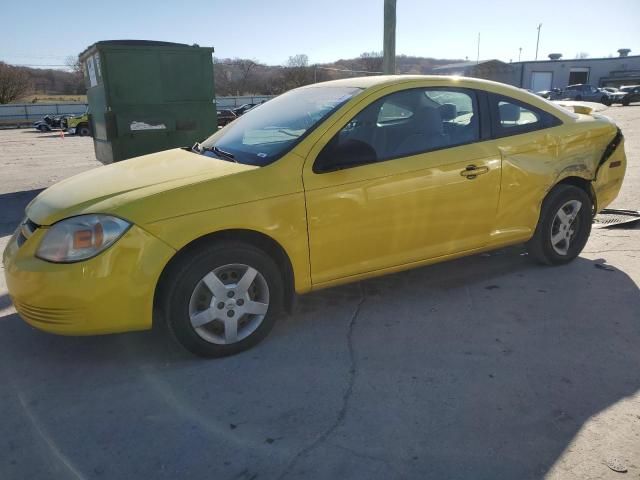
[0,103,88,126]
[214,95,275,109]
[0,95,277,127]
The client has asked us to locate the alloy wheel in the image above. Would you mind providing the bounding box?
[550,199,582,255]
[188,263,270,344]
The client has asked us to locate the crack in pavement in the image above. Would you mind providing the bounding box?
[277,283,367,480]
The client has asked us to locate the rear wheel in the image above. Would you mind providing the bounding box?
[76,123,90,136]
[527,185,592,265]
[163,242,283,357]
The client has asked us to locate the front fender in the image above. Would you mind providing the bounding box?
[143,193,312,294]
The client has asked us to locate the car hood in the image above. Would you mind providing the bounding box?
[26,148,257,226]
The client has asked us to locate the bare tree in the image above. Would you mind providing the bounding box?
[65,55,83,75]
[287,54,309,68]
[0,62,30,104]
[232,58,259,95]
[65,55,85,94]
[283,54,312,89]
[358,51,383,72]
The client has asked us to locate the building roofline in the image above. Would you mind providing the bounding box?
[513,55,640,65]
[433,59,509,70]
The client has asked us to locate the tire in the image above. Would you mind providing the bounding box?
[601,96,611,106]
[622,99,630,107]
[162,241,284,357]
[76,123,90,136]
[37,124,48,132]
[527,185,592,265]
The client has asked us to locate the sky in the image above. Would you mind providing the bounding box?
[2,0,639,69]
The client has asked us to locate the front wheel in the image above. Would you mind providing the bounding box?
[527,185,592,265]
[163,242,283,357]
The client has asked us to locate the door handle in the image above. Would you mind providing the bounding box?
[460,165,489,179]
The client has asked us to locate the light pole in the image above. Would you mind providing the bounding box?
[518,47,522,62]
[535,24,542,60]
[383,0,396,74]
[476,32,480,64]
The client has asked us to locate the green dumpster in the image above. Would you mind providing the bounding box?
[79,40,216,163]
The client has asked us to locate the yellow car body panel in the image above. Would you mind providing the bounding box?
[67,113,89,129]
[2,75,627,336]
[4,225,175,334]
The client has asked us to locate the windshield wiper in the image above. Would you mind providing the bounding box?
[194,143,238,163]
[211,146,237,162]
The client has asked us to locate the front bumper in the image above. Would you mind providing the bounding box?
[2,224,175,335]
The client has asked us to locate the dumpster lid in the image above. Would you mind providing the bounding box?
[80,40,211,60]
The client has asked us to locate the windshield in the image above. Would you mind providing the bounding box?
[201,86,362,166]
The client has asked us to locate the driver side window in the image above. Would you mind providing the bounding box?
[314,87,479,173]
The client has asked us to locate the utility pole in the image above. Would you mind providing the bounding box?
[518,47,522,62]
[535,23,542,60]
[476,32,480,64]
[382,0,396,74]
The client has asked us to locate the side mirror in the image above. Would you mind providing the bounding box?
[314,139,377,173]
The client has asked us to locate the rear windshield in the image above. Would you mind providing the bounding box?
[201,86,362,166]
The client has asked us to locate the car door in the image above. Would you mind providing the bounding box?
[302,86,502,286]
[488,94,563,239]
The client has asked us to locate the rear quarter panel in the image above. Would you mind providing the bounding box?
[493,114,617,244]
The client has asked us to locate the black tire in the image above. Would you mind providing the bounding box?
[622,99,630,107]
[527,185,592,265]
[601,96,611,106]
[37,124,48,132]
[162,241,284,357]
[77,123,90,136]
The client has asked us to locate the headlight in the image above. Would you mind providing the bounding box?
[36,214,131,263]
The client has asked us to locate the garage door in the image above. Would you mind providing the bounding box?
[531,72,552,92]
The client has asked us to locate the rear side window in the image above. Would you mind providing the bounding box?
[489,94,561,138]
[498,101,540,127]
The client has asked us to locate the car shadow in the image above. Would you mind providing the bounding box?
[283,249,640,478]
[0,245,638,479]
[0,188,44,236]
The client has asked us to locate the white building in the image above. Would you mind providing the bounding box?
[433,49,640,91]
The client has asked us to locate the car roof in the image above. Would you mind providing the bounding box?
[299,75,575,121]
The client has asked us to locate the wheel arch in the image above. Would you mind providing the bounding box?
[153,229,296,320]
[555,176,597,214]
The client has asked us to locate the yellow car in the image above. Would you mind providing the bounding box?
[3,76,626,357]
[65,112,91,136]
